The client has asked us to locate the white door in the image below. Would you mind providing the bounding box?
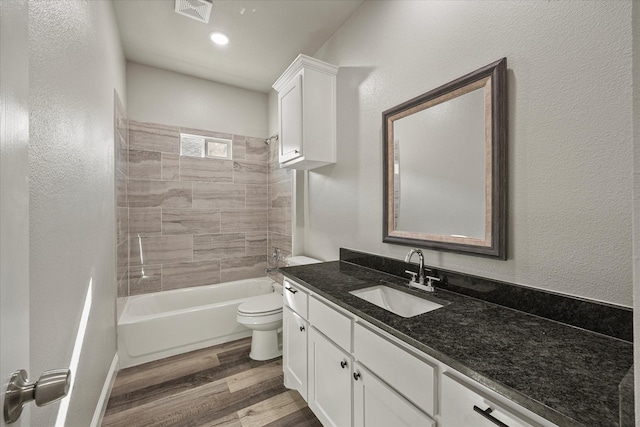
[0,0,31,426]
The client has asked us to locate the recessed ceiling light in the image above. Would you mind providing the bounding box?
[209,32,229,45]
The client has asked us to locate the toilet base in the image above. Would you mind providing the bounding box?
[249,329,282,361]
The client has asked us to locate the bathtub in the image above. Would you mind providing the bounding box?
[117,277,279,368]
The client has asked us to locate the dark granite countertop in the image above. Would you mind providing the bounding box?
[280,261,634,427]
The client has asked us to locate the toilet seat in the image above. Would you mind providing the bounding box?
[237,293,282,317]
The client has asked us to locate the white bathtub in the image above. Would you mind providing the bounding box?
[117,277,278,368]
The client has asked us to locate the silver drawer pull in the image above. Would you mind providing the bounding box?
[285,287,298,294]
[473,406,509,427]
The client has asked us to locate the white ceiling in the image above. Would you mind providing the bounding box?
[113,0,365,93]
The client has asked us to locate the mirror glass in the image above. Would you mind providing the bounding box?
[383,58,507,259]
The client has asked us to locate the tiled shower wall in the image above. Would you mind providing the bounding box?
[116,119,292,296]
[115,92,129,298]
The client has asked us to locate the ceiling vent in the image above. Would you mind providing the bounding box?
[174,0,213,24]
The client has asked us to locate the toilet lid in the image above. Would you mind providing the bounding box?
[238,293,282,315]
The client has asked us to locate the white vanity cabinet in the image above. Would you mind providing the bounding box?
[272,54,338,170]
[282,278,558,427]
[353,363,435,427]
[282,279,309,400]
[308,327,353,427]
[283,306,308,400]
[439,372,558,427]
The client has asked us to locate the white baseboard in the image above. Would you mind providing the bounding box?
[91,353,119,427]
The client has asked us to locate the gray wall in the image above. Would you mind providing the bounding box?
[29,1,126,425]
[305,0,633,306]
[127,62,268,139]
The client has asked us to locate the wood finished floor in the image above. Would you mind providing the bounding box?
[102,338,322,427]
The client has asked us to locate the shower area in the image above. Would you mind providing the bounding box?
[114,93,292,366]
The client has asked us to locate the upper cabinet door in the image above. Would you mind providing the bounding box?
[278,73,303,164]
[273,54,338,170]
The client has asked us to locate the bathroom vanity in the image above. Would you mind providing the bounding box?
[281,255,633,427]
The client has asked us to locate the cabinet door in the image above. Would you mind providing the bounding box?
[353,363,435,427]
[308,327,352,427]
[278,73,303,163]
[283,306,308,400]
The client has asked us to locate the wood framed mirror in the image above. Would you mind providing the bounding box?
[383,58,507,259]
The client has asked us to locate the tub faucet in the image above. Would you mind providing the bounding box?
[265,248,282,274]
[404,249,439,292]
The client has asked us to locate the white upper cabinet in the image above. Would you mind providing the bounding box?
[273,54,338,170]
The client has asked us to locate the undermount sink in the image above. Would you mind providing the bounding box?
[349,285,445,318]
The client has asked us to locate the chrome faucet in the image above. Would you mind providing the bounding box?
[404,249,440,292]
[265,248,282,274]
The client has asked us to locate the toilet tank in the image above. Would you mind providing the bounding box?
[286,256,322,266]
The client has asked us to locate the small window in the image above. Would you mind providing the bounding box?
[180,133,232,160]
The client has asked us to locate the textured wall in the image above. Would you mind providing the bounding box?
[28,0,126,425]
[305,1,633,306]
[127,62,268,139]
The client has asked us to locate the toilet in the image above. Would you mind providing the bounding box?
[236,255,321,361]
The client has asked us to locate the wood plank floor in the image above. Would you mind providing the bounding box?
[102,338,322,427]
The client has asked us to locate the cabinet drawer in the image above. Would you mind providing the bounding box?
[440,372,558,427]
[309,296,351,351]
[353,323,435,416]
[283,279,308,319]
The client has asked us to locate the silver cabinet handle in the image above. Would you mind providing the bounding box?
[4,369,71,424]
[285,286,298,294]
[299,325,305,332]
[340,360,348,369]
[353,371,361,381]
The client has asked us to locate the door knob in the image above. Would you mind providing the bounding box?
[4,368,71,424]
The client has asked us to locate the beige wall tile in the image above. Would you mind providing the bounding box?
[180,157,233,183]
[129,235,193,265]
[162,209,220,235]
[268,233,292,258]
[194,233,246,261]
[162,260,221,290]
[245,233,268,256]
[232,135,246,161]
[246,185,268,209]
[116,131,128,177]
[117,207,128,245]
[117,169,128,207]
[129,208,162,236]
[129,264,162,295]
[233,160,267,185]
[270,180,291,208]
[220,255,267,282]
[268,208,290,235]
[128,179,192,208]
[268,161,291,184]
[221,209,267,233]
[117,239,129,271]
[193,182,245,209]
[162,153,180,180]
[129,120,180,153]
[129,149,162,179]
[246,137,269,163]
